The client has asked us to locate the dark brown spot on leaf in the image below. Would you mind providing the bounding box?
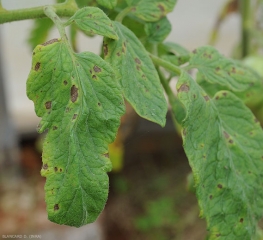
[54,167,58,172]
[216,234,221,237]
[117,52,120,56]
[103,153,109,158]
[240,218,244,223]
[33,52,35,55]
[71,85,78,103]
[54,204,59,211]
[136,66,140,71]
[193,49,197,54]
[204,95,209,101]
[223,92,227,96]
[135,58,141,64]
[215,96,219,100]
[42,164,48,170]
[45,101,52,109]
[72,114,77,120]
[216,67,220,71]
[92,75,97,79]
[157,4,165,12]
[142,74,146,79]
[60,168,62,172]
[156,24,160,30]
[98,102,101,106]
[223,131,230,139]
[93,66,101,72]
[229,139,233,144]
[63,80,68,85]
[217,184,223,189]
[53,126,58,130]
[178,84,189,93]
[35,62,41,71]
[103,43,108,56]
[42,38,58,46]
[209,195,213,199]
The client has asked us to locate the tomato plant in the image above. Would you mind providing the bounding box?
[1,0,263,239]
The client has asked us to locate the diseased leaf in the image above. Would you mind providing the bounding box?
[96,0,117,9]
[188,46,263,104]
[145,17,171,43]
[127,0,177,22]
[28,18,54,49]
[104,21,167,127]
[27,39,125,227]
[177,71,263,240]
[66,7,118,40]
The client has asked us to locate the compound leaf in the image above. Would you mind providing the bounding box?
[96,0,117,9]
[66,7,118,40]
[27,38,125,227]
[177,71,263,239]
[188,46,263,104]
[145,16,171,43]
[126,0,177,22]
[104,21,167,127]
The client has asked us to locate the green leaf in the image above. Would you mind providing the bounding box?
[96,0,117,9]
[28,18,54,49]
[188,46,263,104]
[75,0,98,7]
[104,21,167,127]
[27,39,125,227]
[66,7,118,40]
[177,71,263,239]
[145,17,171,43]
[127,0,177,22]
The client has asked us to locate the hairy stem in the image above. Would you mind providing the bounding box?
[115,7,133,22]
[240,0,250,57]
[149,53,181,76]
[0,1,78,24]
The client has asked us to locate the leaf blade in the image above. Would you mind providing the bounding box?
[177,71,263,239]
[27,39,125,227]
[104,21,167,127]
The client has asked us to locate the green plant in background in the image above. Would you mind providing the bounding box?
[1,0,263,239]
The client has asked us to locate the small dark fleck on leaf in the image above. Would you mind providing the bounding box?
[209,195,213,199]
[193,49,197,54]
[103,43,108,56]
[98,102,101,106]
[216,234,221,237]
[93,65,101,73]
[142,74,146,78]
[72,114,78,120]
[240,218,244,223]
[54,167,58,172]
[54,204,59,211]
[89,70,92,74]
[117,52,120,56]
[53,126,58,130]
[60,168,62,172]
[33,52,35,55]
[63,80,68,85]
[136,66,140,71]
[135,58,141,64]
[42,38,58,46]
[223,131,230,139]
[178,83,189,93]
[204,95,209,101]
[35,62,41,71]
[223,92,227,96]
[217,184,223,189]
[215,96,219,100]
[215,67,220,71]
[157,4,165,12]
[87,14,92,18]
[92,75,97,79]
[103,153,109,158]
[71,85,78,103]
[42,163,48,170]
[229,139,233,144]
[45,101,52,109]
[156,24,160,30]
[122,47,125,53]
[231,67,236,73]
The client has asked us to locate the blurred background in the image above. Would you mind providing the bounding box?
[0,0,245,239]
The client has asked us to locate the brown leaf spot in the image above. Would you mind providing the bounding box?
[122,47,125,53]
[229,139,233,144]
[98,102,101,106]
[136,66,140,71]
[215,96,219,100]
[156,24,160,30]
[63,80,68,85]
[192,49,197,54]
[54,167,58,172]
[142,74,146,79]
[53,126,58,130]
[35,62,41,71]
[103,153,109,158]
[93,65,101,73]
[216,234,221,237]
[178,84,189,93]
[103,43,108,56]
[71,85,78,103]
[117,52,120,56]
[72,114,78,120]
[92,75,97,79]
[217,184,223,189]
[45,101,52,109]
[157,4,165,12]
[223,131,230,139]
[209,195,213,199]
[54,204,59,211]
[204,95,209,101]
[215,67,220,71]
[240,218,244,223]
[42,38,58,46]
[231,67,236,73]
[135,58,141,64]
[60,168,62,172]
[223,92,227,96]
[33,52,35,55]
[42,164,48,170]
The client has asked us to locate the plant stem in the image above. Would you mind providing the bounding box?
[115,7,133,22]
[0,1,78,24]
[44,6,73,52]
[240,0,250,57]
[149,53,181,76]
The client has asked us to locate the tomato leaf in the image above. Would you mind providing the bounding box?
[65,7,118,40]
[27,38,125,227]
[96,0,117,9]
[177,71,263,239]
[104,22,167,127]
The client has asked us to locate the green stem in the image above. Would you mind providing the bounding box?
[44,6,72,52]
[115,7,132,22]
[0,1,78,24]
[149,53,181,76]
[240,0,250,58]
